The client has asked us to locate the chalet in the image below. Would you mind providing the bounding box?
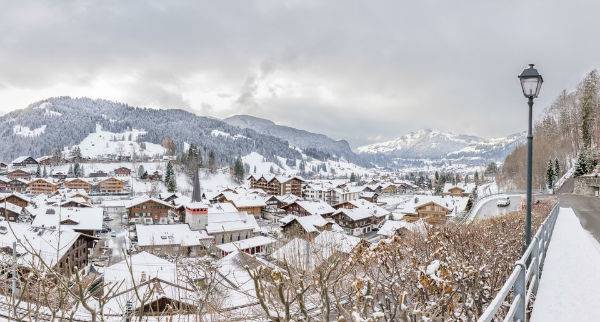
[281,200,336,217]
[443,182,476,197]
[32,207,104,236]
[271,231,362,271]
[27,178,59,195]
[126,197,175,225]
[0,178,10,191]
[95,177,125,194]
[11,156,38,167]
[303,181,362,205]
[64,178,93,193]
[280,214,338,239]
[380,183,398,194]
[135,224,213,257]
[248,175,304,196]
[51,172,68,180]
[103,252,198,317]
[377,220,428,238]
[0,221,95,274]
[7,179,28,193]
[147,170,163,181]
[0,202,23,222]
[205,211,260,245]
[398,195,469,225]
[359,191,379,203]
[88,170,109,178]
[329,208,378,236]
[113,166,132,176]
[59,198,92,208]
[265,194,299,209]
[0,193,30,208]
[35,155,55,165]
[214,191,266,216]
[216,235,276,257]
[7,169,32,180]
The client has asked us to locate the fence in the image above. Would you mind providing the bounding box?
[478,203,560,322]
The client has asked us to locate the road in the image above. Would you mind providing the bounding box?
[558,194,600,242]
[473,195,523,220]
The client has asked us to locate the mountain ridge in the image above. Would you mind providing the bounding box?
[357,128,525,161]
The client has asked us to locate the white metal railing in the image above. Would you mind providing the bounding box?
[478,203,560,322]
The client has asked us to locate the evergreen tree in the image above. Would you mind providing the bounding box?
[233,157,245,182]
[35,165,41,178]
[68,164,74,177]
[70,146,82,162]
[574,152,588,177]
[208,150,217,174]
[474,171,479,185]
[349,172,357,182]
[138,165,145,178]
[73,163,80,178]
[165,161,177,192]
[42,166,47,178]
[554,158,561,180]
[78,164,85,177]
[546,160,555,189]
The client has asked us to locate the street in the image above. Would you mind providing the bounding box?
[473,195,523,220]
[558,194,600,242]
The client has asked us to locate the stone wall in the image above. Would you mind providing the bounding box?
[574,175,600,196]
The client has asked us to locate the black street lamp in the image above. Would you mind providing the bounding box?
[518,64,543,249]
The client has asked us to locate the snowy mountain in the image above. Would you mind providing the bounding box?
[0,97,302,164]
[224,115,363,164]
[356,129,525,161]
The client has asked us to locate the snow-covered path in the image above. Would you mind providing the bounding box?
[530,207,600,322]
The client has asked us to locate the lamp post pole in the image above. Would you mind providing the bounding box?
[518,63,543,251]
[525,96,534,249]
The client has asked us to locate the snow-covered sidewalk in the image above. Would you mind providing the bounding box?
[530,207,600,322]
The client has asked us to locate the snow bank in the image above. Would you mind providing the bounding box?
[64,124,165,158]
[530,207,600,322]
[13,124,47,137]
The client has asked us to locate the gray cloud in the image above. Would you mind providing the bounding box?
[0,0,599,147]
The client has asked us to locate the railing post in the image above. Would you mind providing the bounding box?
[513,262,526,322]
[531,236,540,295]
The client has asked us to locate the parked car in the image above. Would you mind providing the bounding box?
[497,197,511,207]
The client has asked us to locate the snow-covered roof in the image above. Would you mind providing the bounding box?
[271,230,361,271]
[32,207,104,232]
[104,251,177,292]
[228,194,267,208]
[0,202,22,214]
[443,182,476,194]
[206,212,260,234]
[288,200,336,216]
[398,195,469,215]
[377,219,429,237]
[216,236,276,254]
[135,224,212,247]
[124,196,173,209]
[11,156,34,164]
[280,214,332,233]
[0,222,81,269]
[334,207,373,221]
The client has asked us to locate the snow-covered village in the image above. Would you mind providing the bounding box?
[1,2,600,322]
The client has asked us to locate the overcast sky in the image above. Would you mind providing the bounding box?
[0,1,599,147]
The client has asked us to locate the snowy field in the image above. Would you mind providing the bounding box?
[530,208,600,321]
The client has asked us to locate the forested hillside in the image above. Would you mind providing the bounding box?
[0,97,302,165]
[499,70,600,190]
